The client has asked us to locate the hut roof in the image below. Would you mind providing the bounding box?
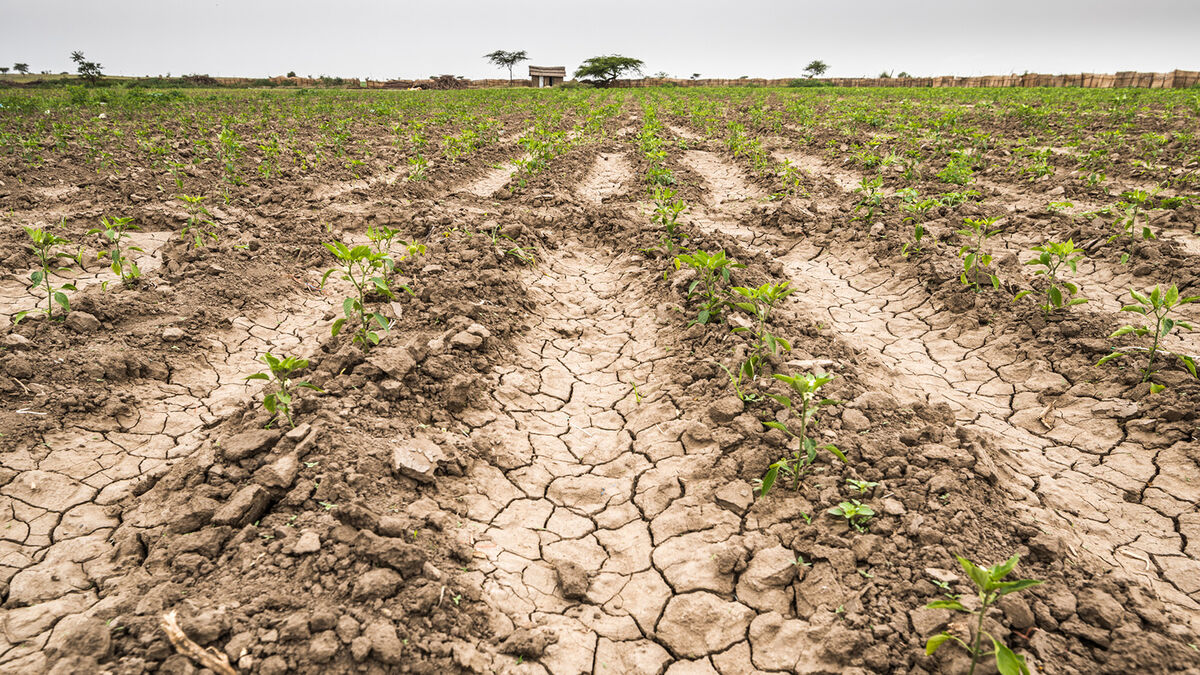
[529,66,566,77]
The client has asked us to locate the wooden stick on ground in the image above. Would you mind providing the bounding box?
[160,610,238,675]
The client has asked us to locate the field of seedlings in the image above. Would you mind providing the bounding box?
[1,84,1199,674]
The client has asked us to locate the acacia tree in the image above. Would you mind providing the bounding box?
[14,63,30,74]
[574,55,644,87]
[0,68,9,75]
[71,51,103,84]
[484,50,529,86]
[804,59,829,79]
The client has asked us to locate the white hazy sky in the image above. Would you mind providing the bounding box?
[2,0,1197,81]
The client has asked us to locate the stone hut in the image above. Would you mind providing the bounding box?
[529,66,566,88]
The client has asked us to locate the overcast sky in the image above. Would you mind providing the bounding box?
[2,0,1197,81]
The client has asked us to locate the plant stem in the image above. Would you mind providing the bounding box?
[1144,317,1162,382]
[967,596,989,675]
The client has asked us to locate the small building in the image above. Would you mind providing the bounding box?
[529,66,566,88]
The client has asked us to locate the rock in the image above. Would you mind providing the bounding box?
[293,531,320,554]
[221,429,281,461]
[211,485,273,527]
[259,655,288,675]
[309,631,340,663]
[554,559,589,599]
[657,592,754,658]
[998,595,1036,631]
[881,497,906,516]
[466,323,491,339]
[2,333,31,350]
[1062,618,1111,647]
[928,469,959,495]
[45,615,111,659]
[1077,588,1124,629]
[841,408,871,432]
[179,608,229,645]
[352,568,403,601]
[65,311,100,333]
[172,527,232,558]
[736,546,798,613]
[363,620,404,664]
[1028,532,1066,562]
[310,608,338,632]
[336,615,360,644]
[367,346,417,379]
[450,331,484,350]
[279,613,311,641]
[708,397,744,423]
[162,327,185,342]
[851,391,897,411]
[253,453,299,490]
[350,636,371,661]
[1043,584,1077,621]
[2,353,34,379]
[223,631,254,663]
[1025,371,1069,395]
[714,481,753,515]
[908,607,951,636]
[747,613,827,671]
[924,568,958,585]
[499,627,557,658]
[355,531,427,576]
[392,438,444,484]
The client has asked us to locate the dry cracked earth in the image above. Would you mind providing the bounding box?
[1,105,1200,675]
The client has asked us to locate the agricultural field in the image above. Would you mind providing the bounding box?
[0,84,1199,674]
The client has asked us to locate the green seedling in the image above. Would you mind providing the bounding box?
[730,281,794,356]
[1097,285,1198,383]
[647,186,690,255]
[245,353,322,428]
[87,215,142,287]
[716,359,762,403]
[407,153,428,181]
[900,196,938,258]
[1013,240,1088,313]
[758,372,848,496]
[956,216,1001,292]
[673,249,744,325]
[925,554,1042,675]
[366,224,401,270]
[937,153,974,185]
[1108,188,1158,264]
[828,499,874,532]
[846,478,879,494]
[321,241,412,350]
[852,175,884,223]
[14,224,77,325]
[176,194,218,249]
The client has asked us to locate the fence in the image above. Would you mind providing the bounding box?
[612,70,1200,89]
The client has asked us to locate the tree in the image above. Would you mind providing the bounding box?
[71,51,103,84]
[803,60,829,79]
[897,71,912,78]
[574,55,644,86]
[879,71,893,79]
[691,73,701,80]
[653,71,670,79]
[484,50,529,86]
[0,68,9,75]
[14,63,29,74]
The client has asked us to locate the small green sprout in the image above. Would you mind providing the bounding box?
[828,499,874,532]
[925,554,1042,675]
[245,352,322,428]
